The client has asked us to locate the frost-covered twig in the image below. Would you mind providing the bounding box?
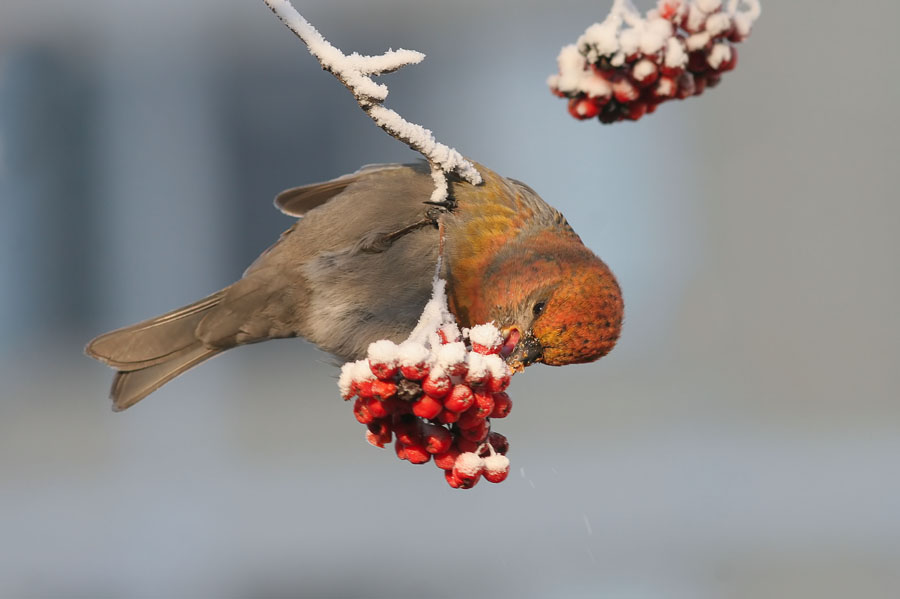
[262,0,482,202]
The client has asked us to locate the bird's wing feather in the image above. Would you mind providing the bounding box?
[223,162,441,359]
[274,163,408,217]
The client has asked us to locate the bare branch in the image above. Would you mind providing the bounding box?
[262,0,483,202]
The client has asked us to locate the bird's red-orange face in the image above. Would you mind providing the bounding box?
[474,245,624,371]
[530,262,623,366]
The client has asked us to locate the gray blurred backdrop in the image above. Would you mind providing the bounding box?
[1,1,898,597]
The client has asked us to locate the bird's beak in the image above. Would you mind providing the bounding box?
[502,328,543,373]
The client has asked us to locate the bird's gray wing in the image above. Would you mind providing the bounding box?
[220,161,441,360]
[251,161,434,276]
[274,163,409,217]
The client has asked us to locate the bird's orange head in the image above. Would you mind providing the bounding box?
[529,255,623,366]
[457,234,624,370]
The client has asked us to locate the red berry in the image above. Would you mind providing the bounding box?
[625,101,648,121]
[353,398,374,424]
[490,392,512,418]
[343,379,359,400]
[590,62,610,77]
[676,72,696,98]
[436,342,468,377]
[367,418,391,436]
[356,379,375,399]
[365,397,389,419]
[455,436,481,453]
[389,397,412,414]
[658,0,681,20]
[369,361,398,381]
[437,326,460,344]
[452,452,484,487]
[654,76,677,98]
[471,343,500,355]
[422,423,453,455]
[631,59,659,87]
[487,373,510,393]
[367,418,387,433]
[422,372,451,398]
[612,78,639,103]
[457,475,478,489]
[687,50,709,73]
[598,108,622,124]
[473,391,495,418]
[437,409,459,424]
[460,419,490,443]
[384,396,404,414]
[458,405,485,429]
[444,384,474,413]
[365,423,392,447]
[464,354,492,387]
[445,362,467,378]
[468,325,503,355]
[394,439,407,461]
[727,29,746,43]
[400,363,429,381]
[488,432,509,455]
[567,96,600,120]
[660,62,684,77]
[483,454,510,483]
[404,442,431,464]
[434,447,461,470]
[365,429,384,448]
[693,74,708,96]
[444,469,464,488]
[371,379,397,401]
[341,380,362,401]
[393,414,420,446]
[719,45,737,71]
[412,395,443,419]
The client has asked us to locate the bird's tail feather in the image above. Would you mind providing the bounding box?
[85,291,226,411]
[109,345,221,412]
[86,292,224,369]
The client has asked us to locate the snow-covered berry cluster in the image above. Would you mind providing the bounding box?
[338,280,513,489]
[548,0,761,123]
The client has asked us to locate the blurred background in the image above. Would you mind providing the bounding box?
[1,0,898,597]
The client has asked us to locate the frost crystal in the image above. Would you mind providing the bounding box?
[468,323,503,350]
[367,339,400,364]
[338,359,372,398]
[436,342,468,371]
[397,341,431,367]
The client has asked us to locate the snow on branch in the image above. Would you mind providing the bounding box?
[262,0,482,203]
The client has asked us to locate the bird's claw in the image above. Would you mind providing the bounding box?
[424,207,445,223]
[423,198,457,212]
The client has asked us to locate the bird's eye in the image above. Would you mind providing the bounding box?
[533,301,546,317]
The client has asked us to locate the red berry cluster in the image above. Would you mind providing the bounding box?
[339,324,513,489]
[548,0,758,123]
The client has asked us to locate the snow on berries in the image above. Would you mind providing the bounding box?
[338,278,514,489]
[548,0,761,123]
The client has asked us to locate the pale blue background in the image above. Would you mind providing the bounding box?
[1,1,898,597]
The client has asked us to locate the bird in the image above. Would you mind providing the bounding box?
[86,161,624,411]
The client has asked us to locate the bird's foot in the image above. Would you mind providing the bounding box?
[423,198,457,213]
